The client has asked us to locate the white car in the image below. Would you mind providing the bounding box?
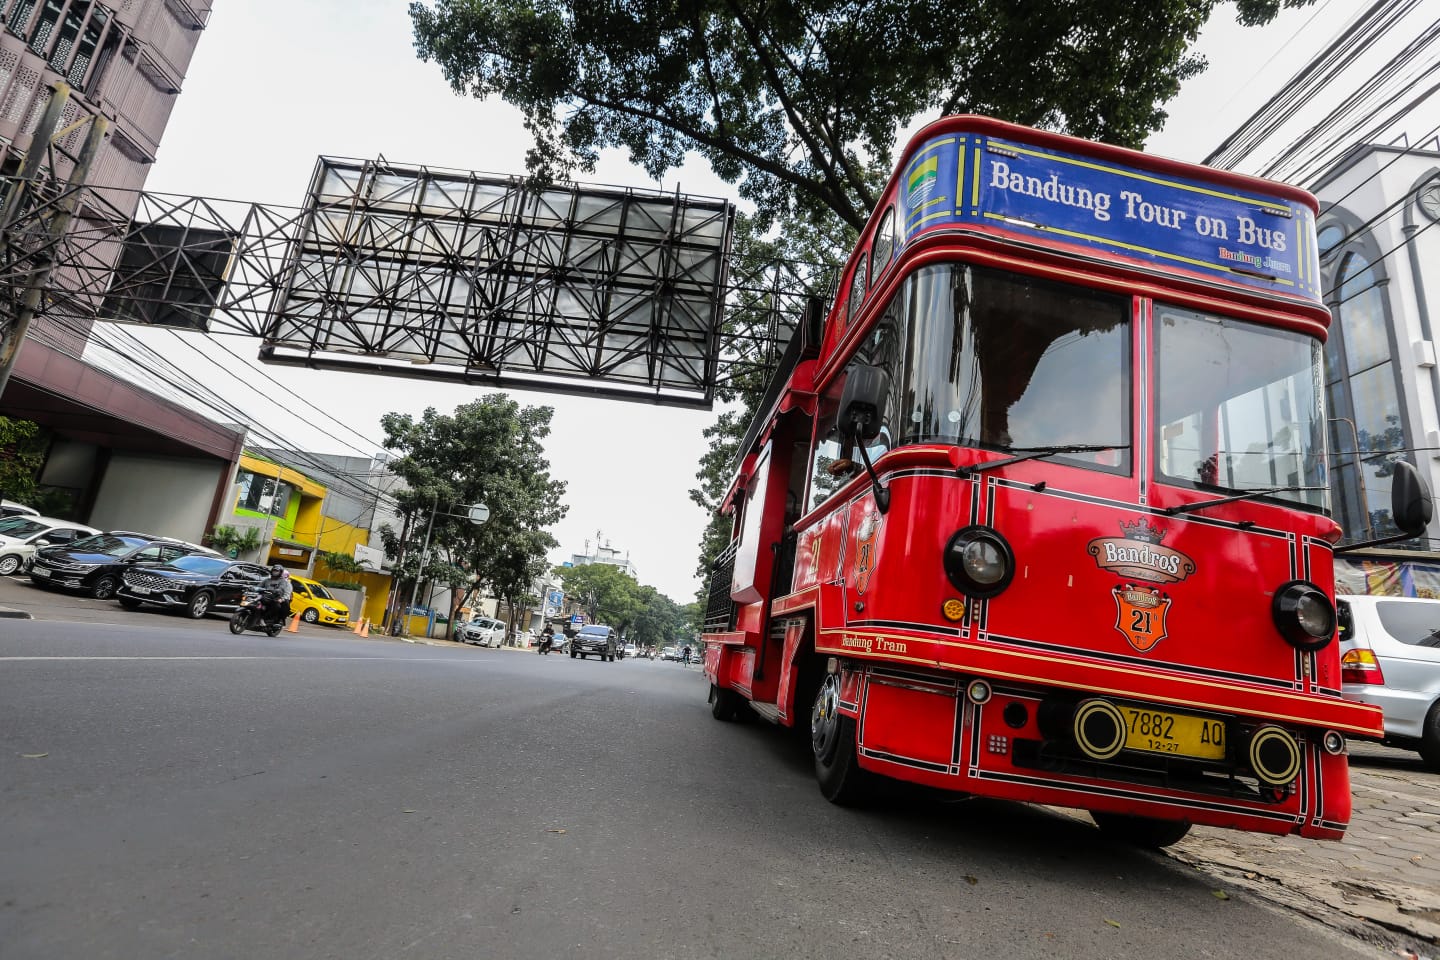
[1338,594,1440,770]
[1,500,40,519]
[460,616,505,647]
[622,643,638,659]
[0,516,101,576]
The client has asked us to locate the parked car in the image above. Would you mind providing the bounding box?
[28,532,216,599]
[660,645,680,661]
[1,500,40,519]
[289,575,350,625]
[116,555,270,619]
[1338,594,1440,770]
[0,516,101,576]
[622,643,638,659]
[460,616,505,647]
[571,624,620,661]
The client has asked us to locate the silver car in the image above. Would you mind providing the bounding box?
[461,616,505,647]
[1337,594,1440,770]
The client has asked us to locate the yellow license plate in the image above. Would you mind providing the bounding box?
[1119,706,1226,760]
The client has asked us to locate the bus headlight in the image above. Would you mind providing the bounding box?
[1271,581,1335,650]
[943,526,1015,598]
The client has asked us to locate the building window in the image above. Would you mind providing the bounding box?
[235,470,293,518]
[1326,251,1406,540]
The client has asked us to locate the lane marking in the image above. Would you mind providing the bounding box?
[0,656,492,662]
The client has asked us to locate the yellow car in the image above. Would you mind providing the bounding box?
[289,575,351,626]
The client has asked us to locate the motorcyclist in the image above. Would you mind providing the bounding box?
[539,624,556,655]
[259,564,293,627]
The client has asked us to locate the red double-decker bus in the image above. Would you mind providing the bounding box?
[700,115,1431,847]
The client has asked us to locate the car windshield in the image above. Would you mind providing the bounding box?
[70,535,148,557]
[167,555,231,576]
[305,581,334,600]
[578,626,610,637]
[0,519,45,538]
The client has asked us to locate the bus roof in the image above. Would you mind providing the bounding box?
[821,115,1326,374]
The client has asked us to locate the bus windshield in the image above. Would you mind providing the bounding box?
[874,263,1131,470]
[1154,305,1327,510]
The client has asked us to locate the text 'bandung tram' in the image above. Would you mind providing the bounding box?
[701,115,1431,847]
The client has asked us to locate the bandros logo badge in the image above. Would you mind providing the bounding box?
[1088,520,1192,653]
[1114,583,1171,652]
[854,510,881,594]
[1086,519,1196,585]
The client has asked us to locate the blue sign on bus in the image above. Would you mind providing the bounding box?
[896,134,1321,303]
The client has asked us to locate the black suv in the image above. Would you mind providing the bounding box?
[570,624,620,661]
[29,532,217,600]
[116,555,270,619]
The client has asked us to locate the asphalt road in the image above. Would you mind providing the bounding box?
[0,614,1385,960]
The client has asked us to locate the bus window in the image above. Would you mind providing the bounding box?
[871,206,895,279]
[847,254,869,323]
[1154,305,1327,509]
[894,263,1130,471]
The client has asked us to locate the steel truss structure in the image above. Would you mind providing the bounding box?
[1,157,831,409]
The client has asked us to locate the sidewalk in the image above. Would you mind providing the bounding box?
[1046,741,1440,952]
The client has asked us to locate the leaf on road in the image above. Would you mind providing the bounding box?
[963,875,978,885]
[1104,919,1121,928]
[547,828,567,834]
[1212,890,1230,900]
[20,753,47,759]
[403,809,416,814]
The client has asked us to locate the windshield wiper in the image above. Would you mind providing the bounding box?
[1162,485,1327,516]
[955,444,1128,479]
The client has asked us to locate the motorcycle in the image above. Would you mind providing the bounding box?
[229,593,285,637]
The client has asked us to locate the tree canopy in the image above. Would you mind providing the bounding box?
[412,0,1314,236]
[553,562,691,646]
[379,396,567,626]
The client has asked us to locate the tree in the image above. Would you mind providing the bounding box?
[379,396,568,633]
[555,562,644,633]
[411,0,1314,236]
[411,0,1315,599]
[0,416,46,506]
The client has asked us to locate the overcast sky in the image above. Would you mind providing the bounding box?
[118,0,1431,603]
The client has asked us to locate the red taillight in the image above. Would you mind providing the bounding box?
[1340,648,1386,685]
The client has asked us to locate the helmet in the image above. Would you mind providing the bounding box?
[269,564,284,576]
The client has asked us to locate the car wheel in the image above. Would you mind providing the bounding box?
[118,596,143,610]
[812,673,874,805]
[90,574,120,600]
[1090,811,1192,848]
[1419,702,1440,773]
[301,608,319,624]
[0,555,19,576]
[185,591,214,619]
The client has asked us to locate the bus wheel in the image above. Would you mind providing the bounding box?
[1090,811,1192,848]
[811,673,872,805]
[710,684,744,722]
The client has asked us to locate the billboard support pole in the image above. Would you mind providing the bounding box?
[0,84,107,398]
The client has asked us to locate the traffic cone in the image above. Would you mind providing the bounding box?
[287,612,301,633]
[358,618,370,638]
[351,617,364,635]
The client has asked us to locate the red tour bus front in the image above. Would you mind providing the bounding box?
[700,115,1429,847]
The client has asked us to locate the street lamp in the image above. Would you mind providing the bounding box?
[393,500,489,637]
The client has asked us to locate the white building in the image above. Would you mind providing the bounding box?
[1311,140,1440,548]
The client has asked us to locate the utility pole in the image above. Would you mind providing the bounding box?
[0,82,110,398]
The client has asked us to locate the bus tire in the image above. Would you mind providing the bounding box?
[1090,811,1192,848]
[811,673,872,805]
[710,684,744,722]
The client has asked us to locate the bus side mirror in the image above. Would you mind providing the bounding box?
[838,364,890,441]
[1391,460,1433,536]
